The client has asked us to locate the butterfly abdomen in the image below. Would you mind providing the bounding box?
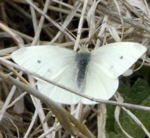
[75,52,91,88]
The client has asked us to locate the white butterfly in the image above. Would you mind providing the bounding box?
[11,42,147,104]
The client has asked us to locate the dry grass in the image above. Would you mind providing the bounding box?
[0,0,150,138]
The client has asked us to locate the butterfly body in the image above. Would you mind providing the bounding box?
[75,52,91,88]
[11,42,147,104]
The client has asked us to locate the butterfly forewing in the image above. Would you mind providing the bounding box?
[91,42,147,78]
[11,45,76,78]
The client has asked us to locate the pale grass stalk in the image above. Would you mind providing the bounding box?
[0,72,23,121]
[115,94,133,138]
[74,0,88,50]
[95,15,108,48]
[0,47,17,56]
[52,0,73,9]
[123,107,150,138]
[143,0,150,17]
[97,5,150,33]
[7,92,27,109]
[50,1,81,43]
[0,85,17,121]
[12,29,33,41]
[38,123,62,138]
[30,0,38,33]
[48,5,81,18]
[87,0,101,39]
[8,1,31,19]
[23,110,38,138]
[25,0,75,42]
[115,93,150,138]
[113,0,124,25]
[0,23,24,47]
[9,117,20,138]
[28,77,51,138]
[32,0,51,45]
[71,103,83,138]
[113,0,124,39]
[97,104,106,138]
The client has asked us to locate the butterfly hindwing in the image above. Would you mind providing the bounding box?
[37,64,81,104]
[81,61,119,104]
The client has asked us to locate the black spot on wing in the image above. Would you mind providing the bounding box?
[120,56,123,59]
[37,60,42,64]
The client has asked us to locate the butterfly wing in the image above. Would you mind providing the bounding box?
[11,45,76,77]
[91,42,147,78]
[37,65,81,104]
[81,61,119,104]
[11,45,81,104]
[81,42,146,104]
